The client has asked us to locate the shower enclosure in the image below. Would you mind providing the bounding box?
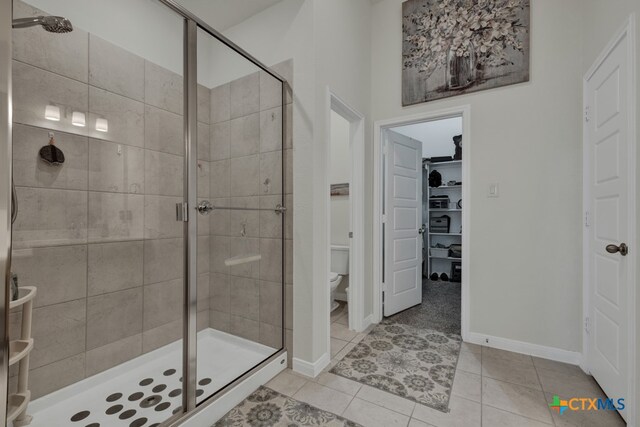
[0,0,289,425]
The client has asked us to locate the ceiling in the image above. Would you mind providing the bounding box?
[176,0,284,31]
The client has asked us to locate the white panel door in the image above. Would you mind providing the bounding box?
[586,27,631,421]
[384,130,422,316]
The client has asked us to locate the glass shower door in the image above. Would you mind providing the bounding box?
[195,25,285,405]
[9,0,187,424]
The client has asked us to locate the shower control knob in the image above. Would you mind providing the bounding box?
[197,200,214,215]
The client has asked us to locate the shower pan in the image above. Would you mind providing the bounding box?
[0,0,289,425]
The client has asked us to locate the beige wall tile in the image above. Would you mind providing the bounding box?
[86,287,143,350]
[229,276,259,320]
[142,319,182,353]
[210,83,230,124]
[144,105,183,156]
[143,279,183,330]
[260,151,283,195]
[209,198,230,236]
[230,155,259,197]
[88,241,143,296]
[198,122,209,161]
[197,160,210,198]
[229,315,259,342]
[12,1,89,82]
[260,238,283,283]
[29,354,85,400]
[210,273,229,313]
[89,34,144,102]
[13,61,88,135]
[210,160,230,199]
[144,238,184,284]
[88,138,144,193]
[88,86,144,145]
[145,149,183,197]
[197,199,211,236]
[229,237,260,279]
[87,191,144,243]
[197,84,210,124]
[260,71,282,112]
[144,195,182,239]
[198,236,210,275]
[13,124,88,190]
[210,235,230,274]
[230,72,259,119]
[210,121,230,161]
[259,322,282,349]
[86,334,142,377]
[210,310,230,333]
[228,197,259,238]
[12,187,87,249]
[12,245,87,307]
[260,107,283,153]
[230,113,259,157]
[31,299,86,369]
[260,281,283,326]
[145,61,183,115]
[259,195,284,239]
[197,273,210,312]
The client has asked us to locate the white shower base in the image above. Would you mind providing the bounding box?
[23,328,276,427]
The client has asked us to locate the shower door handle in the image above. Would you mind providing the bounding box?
[197,200,214,215]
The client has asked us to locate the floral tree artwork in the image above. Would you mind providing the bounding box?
[402,0,530,105]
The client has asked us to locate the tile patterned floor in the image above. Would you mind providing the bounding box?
[262,306,626,427]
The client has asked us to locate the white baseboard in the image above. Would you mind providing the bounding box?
[466,332,582,366]
[361,314,375,331]
[292,352,330,378]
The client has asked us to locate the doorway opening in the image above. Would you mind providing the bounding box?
[325,90,366,366]
[373,106,470,340]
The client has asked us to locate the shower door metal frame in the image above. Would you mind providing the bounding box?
[0,0,11,425]
[162,0,289,424]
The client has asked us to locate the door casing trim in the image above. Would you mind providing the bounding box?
[372,105,471,341]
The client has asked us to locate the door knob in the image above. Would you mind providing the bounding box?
[418,226,426,235]
[606,243,628,256]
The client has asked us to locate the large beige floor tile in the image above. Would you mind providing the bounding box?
[408,419,434,427]
[456,350,481,375]
[482,377,553,424]
[266,370,308,396]
[412,396,481,427]
[315,372,362,396]
[356,384,416,416]
[482,354,542,390]
[331,322,359,341]
[532,357,584,376]
[451,370,481,403]
[537,368,605,398]
[482,405,553,426]
[331,337,349,357]
[482,346,533,366]
[343,398,410,427]
[293,381,353,415]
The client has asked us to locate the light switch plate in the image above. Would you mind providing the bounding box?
[488,183,499,198]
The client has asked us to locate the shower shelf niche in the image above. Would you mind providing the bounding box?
[8,286,36,426]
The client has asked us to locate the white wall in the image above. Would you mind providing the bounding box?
[393,117,462,158]
[330,110,350,247]
[372,0,584,353]
[580,3,640,421]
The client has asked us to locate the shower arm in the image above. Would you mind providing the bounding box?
[11,17,43,29]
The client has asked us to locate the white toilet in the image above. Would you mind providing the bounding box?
[330,245,349,312]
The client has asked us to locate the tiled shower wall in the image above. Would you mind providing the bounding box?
[9,0,293,399]
[207,62,293,362]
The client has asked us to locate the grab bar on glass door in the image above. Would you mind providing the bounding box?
[195,200,287,216]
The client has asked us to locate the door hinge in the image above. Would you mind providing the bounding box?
[584,106,591,123]
[585,210,590,227]
[382,291,385,304]
[584,316,590,335]
[176,202,188,222]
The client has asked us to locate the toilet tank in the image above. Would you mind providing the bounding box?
[330,245,349,275]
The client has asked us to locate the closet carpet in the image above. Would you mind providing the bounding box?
[388,280,461,335]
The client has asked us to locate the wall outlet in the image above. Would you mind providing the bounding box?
[488,183,500,198]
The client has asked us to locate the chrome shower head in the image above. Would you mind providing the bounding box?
[12,16,73,33]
